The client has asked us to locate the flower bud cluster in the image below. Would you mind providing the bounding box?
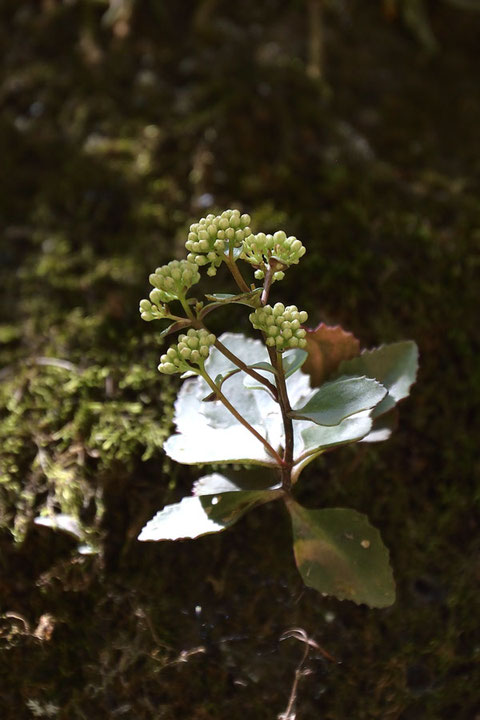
[241,230,306,282]
[186,209,252,277]
[139,298,171,322]
[249,303,308,351]
[148,260,200,303]
[158,328,216,375]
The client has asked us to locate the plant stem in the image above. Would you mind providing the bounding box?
[200,369,284,467]
[213,337,278,399]
[261,265,274,305]
[267,346,294,492]
[290,450,323,484]
[225,257,251,294]
[178,295,195,321]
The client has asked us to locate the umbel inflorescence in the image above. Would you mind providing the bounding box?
[158,329,216,375]
[139,209,308,375]
[249,303,308,351]
[185,209,253,276]
[140,259,200,322]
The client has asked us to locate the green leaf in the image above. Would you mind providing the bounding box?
[299,413,373,456]
[360,409,397,443]
[242,362,277,395]
[164,425,277,466]
[34,513,84,541]
[283,349,308,378]
[291,376,387,426]
[165,333,312,467]
[202,368,242,401]
[338,341,419,417]
[201,289,261,313]
[241,362,277,392]
[193,470,280,495]
[292,413,373,480]
[250,361,276,374]
[205,488,282,524]
[138,488,281,541]
[205,293,237,300]
[159,319,192,339]
[287,501,395,608]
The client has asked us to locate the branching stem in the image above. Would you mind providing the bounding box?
[261,265,275,305]
[178,295,195,321]
[224,257,251,294]
[200,369,284,467]
[267,346,294,492]
[213,337,278,399]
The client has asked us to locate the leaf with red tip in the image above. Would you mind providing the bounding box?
[303,323,360,387]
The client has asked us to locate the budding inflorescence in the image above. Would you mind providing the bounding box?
[249,303,308,351]
[158,328,216,375]
[149,260,200,302]
[186,209,252,277]
[139,298,170,322]
[140,260,200,321]
[241,230,306,283]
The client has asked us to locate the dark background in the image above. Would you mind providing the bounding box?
[0,1,479,718]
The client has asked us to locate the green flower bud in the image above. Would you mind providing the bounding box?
[249,304,308,352]
[158,329,216,375]
[139,298,171,322]
[185,209,252,276]
[148,260,200,303]
[241,227,306,284]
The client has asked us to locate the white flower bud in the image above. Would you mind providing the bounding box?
[249,303,308,352]
[185,209,252,276]
[241,226,306,284]
[157,328,216,375]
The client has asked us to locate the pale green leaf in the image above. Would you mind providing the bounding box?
[250,361,276,374]
[202,368,242,400]
[203,289,261,307]
[164,424,277,466]
[360,410,397,443]
[292,412,373,480]
[287,501,395,608]
[283,349,308,378]
[159,319,192,339]
[193,470,280,495]
[138,488,281,541]
[299,412,373,455]
[241,361,277,394]
[165,333,313,467]
[34,513,84,541]
[291,376,387,426]
[338,341,419,417]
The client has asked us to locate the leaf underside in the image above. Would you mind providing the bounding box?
[138,487,282,541]
[164,333,313,467]
[287,500,395,608]
[283,348,308,378]
[193,471,280,495]
[299,412,373,456]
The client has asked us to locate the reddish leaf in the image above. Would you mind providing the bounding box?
[303,323,360,387]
